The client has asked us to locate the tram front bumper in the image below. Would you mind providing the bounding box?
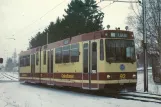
[100,79,137,92]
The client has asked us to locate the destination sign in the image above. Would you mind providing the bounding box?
[106,32,129,38]
[111,32,128,38]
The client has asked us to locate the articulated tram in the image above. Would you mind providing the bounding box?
[19,29,137,92]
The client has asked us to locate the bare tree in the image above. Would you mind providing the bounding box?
[127,0,161,59]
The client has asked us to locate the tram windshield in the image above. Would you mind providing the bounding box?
[105,39,135,63]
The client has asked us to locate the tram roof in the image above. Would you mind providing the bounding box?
[19,30,133,56]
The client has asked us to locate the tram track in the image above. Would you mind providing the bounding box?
[91,91,161,104]
[117,92,161,104]
[120,92,161,100]
[3,72,19,79]
[0,72,18,81]
[64,88,161,104]
[50,86,161,104]
[117,95,161,104]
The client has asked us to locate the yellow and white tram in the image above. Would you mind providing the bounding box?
[19,29,137,91]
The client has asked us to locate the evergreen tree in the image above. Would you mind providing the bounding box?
[63,0,104,38]
[29,0,104,48]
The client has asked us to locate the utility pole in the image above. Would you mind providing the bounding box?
[157,0,161,73]
[142,0,148,92]
[47,32,48,45]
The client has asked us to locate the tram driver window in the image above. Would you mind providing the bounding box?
[26,55,30,66]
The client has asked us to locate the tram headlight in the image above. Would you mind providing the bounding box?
[132,74,136,78]
[107,75,111,79]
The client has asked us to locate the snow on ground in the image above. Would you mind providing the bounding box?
[0,71,161,107]
[0,82,161,107]
[137,67,152,71]
[137,70,161,95]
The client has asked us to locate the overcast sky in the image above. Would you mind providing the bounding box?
[0,0,138,64]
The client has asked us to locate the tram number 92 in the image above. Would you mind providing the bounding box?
[120,74,126,79]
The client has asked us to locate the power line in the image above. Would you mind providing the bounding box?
[99,0,139,3]
[39,0,66,20]
[13,0,66,36]
[15,0,113,37]
[25,0,114,39]
[100,2,115,10]
[99,0,140,10]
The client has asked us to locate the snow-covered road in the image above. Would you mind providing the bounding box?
[0,71,161,107]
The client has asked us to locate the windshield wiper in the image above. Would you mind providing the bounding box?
[126,57,135,63]
[107,57,116,63]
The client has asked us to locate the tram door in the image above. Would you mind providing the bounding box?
[50,50,54,84]
[47,50,54,85]
[82,41,98,90]
[31,54,35,81]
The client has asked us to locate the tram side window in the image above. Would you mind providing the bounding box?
[55,47,62,63]
[62,45,70,63]
[43,51,46,65]
[71,44,79,62]
[100,39,104,60]
[27,55,30,66]
[25,56,28,66]
[23,56,26,66]
[36,52,39,65]
[20,57,24,67]
[21,57,25,67]
[20,55,30,67]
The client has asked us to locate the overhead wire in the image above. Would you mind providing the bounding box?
[13,0,66,37]
[100,1,116,10]
[17,0,116,44]
[96,0,117,11]
[15,0,113,38]
[98,0,139,10]
[27,0,115,40]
